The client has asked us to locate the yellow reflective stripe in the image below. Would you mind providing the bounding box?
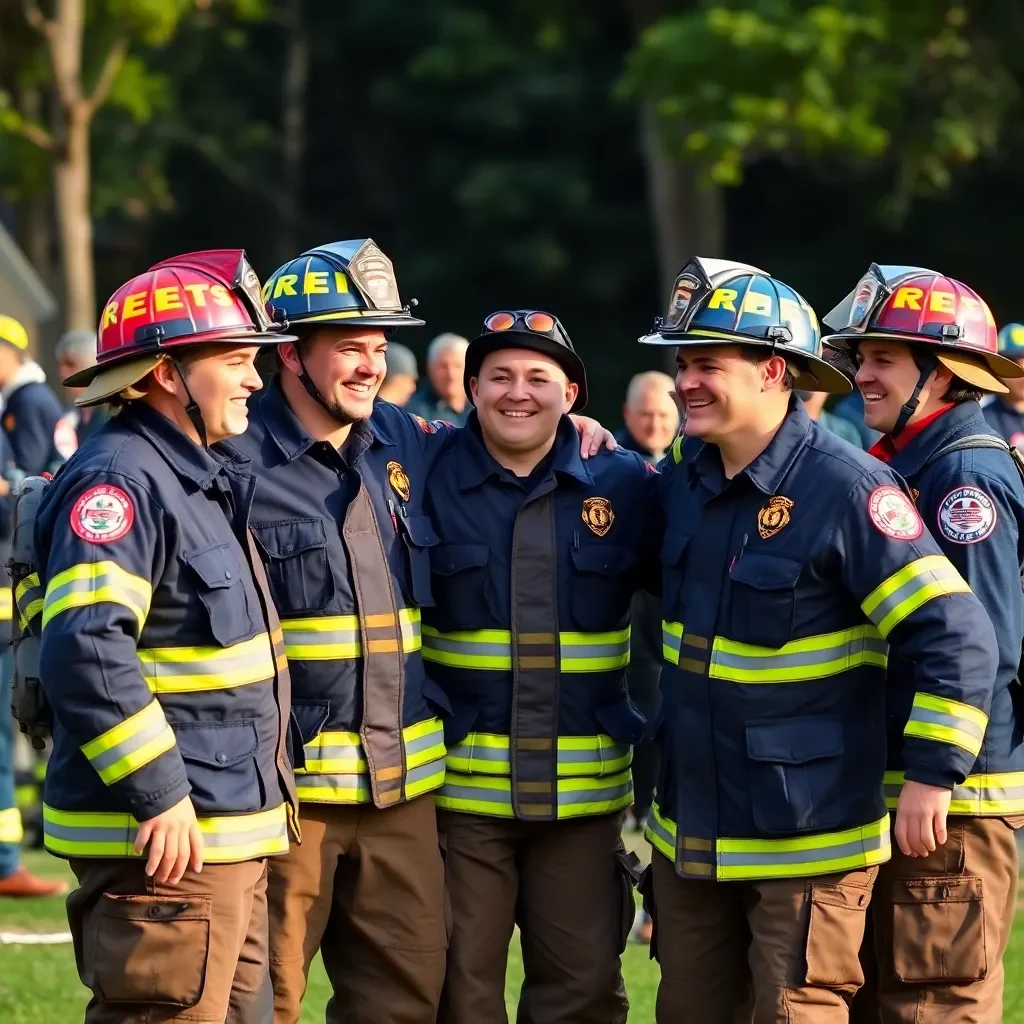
[16,572,43,630]
[646,803,891,880]
[0,806,23,844]
[282,609,421,660]
[0,587,11,622]
[436,769,633,819]
[422,627,630,672]
[80,700,177,786]
[445,731,632,777]
[671,436,684,465]
[43,804,289,861]
[904,692,988,757]
[42,561,152,632]
[297,718,446,792]
[138,633,276,693]
[709,625,888,683]
[662,620,683,664]
[861,556,970,638]
[885,770,1024,815]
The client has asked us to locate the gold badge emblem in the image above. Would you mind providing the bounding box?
[757,495,793,540]
[387,460,411,502]
[582,497,615,537]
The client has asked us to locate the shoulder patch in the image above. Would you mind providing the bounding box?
[413,415,436,435]
[938,486,997,545]
[868,485,923,541]
[71,485,135,544]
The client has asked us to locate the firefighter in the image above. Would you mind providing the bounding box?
[237,240,614,1023]
[0,314,71,474]
[980,323,1024,445]
[640,257,998,1023]
[29,251,298,1023]
[824,266,1024,1023]
[422,311,661,1023]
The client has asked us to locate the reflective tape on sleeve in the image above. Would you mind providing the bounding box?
[904,692,988,757]
[43,561,153,633]
[79,700,177,786]
[861,556,970,638]
[138,633,277,693]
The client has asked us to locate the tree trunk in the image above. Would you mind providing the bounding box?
[53,104,95,330]
[277,0,309,264]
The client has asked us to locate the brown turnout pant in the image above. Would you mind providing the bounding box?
[437,809,634,1024]
[66,857,271,1024]
[649,851,878,1023]
[268,796,447,1024]
[851,814,1020,1024]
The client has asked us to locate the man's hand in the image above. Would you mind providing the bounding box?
[134,795,204,884]
[894,780,951,858]
[569,415,617,458]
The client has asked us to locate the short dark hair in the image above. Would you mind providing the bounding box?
[740,346,796,391]
[942,380,984,404]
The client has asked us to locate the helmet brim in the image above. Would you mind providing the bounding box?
[71,354,166,408]
[464,330,588,412]
[639,331,852,395]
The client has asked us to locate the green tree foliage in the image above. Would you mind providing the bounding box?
[621,1,1020,208]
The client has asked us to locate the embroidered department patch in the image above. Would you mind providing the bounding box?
[71,485,134,544]
[868,485,923,541]
[938,486,997,545]
[582,496,615,537]
[387,460,411,502]
[757,495,793,540]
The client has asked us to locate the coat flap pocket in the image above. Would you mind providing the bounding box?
[291,700,330,744]
[251,518,327,559]
[182,543,242,591]
[430,543,489,575]
[746,717,843,765]
[570,544,635,577]
[660,530,691,566]
[399,513,440,549]
[177,721,258,768]
[731,553,803,590]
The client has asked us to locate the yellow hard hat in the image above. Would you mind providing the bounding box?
[0,315,28,351]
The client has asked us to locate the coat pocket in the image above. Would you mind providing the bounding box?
[728,553,801,649]
[398,513,440,608]
[182,543,256,647]
[176,720,262,815]
[891,875,987,983]
[90,893,212,1007]
[429,543,491,631]
[568,544,637,631]
[251,518,334,614]
[746,716,845,834]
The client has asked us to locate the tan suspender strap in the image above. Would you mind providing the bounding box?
[343,477,406,808]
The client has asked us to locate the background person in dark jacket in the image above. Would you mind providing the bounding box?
[407,331,471,425]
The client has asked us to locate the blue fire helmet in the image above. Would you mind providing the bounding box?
[998,323,1024,360]
[639,257,851,395]
[261,239,425,330]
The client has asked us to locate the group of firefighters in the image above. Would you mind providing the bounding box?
[0,240,1022,1024]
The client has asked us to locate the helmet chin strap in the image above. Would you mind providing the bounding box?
[294,348,339,421]
[891,352,938,438]
[170,357,209,450]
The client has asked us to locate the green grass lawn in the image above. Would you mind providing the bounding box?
[2,847,1022,1022]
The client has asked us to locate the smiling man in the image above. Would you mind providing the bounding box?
[235,243,615,1024]
[26,251,298,1023]
[421,310,661,1023]
[639,257,997,1024]
[824,265,1024,1024]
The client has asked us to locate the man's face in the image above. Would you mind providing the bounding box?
[855,340,929,432]
[675,345,778,443]
[428,346,466,403]
[183,345,263,443]
[623,386,679,454]
[471,349,576,455]
[285,327,388,424]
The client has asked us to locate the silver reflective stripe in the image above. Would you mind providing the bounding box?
[647,812,674,851]
[558,780,633,806]
[718,832,890,868]
[662,624,682,659]
[141,648,272,679]
[45,570,149,610]
[447,743,506,763]
[296,774,372,798]
[87,716,170,775]
[304,742,363,761]
[407,760,444,785]
[558,744,630,765]
[43,822,137,844]
[865,562,963,630]
[907,706,986,744]
[439,783,510,806]
[283,626,360,647]
[202,822,287,848]
[424,635,511,658]
[406,729,443,757]
[562,640,629,660]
